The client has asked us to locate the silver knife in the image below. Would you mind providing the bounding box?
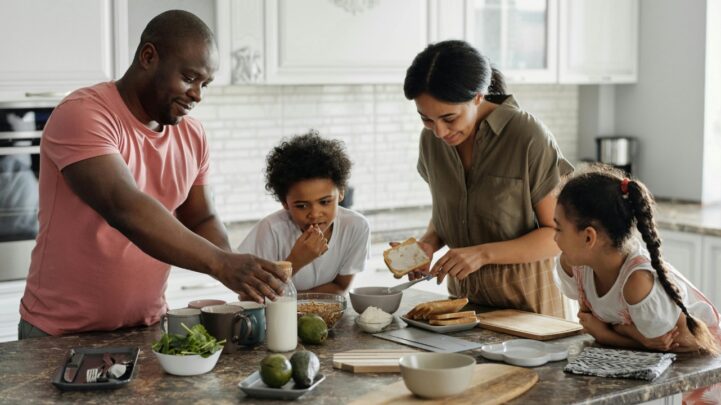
[63,350,85,383]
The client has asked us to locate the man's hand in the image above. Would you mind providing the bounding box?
[287,225,328,271]
[214,254,287,303]
[430,246,485,284]
[388,240,434,281]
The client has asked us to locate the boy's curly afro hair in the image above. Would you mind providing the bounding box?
[265,130,352,203]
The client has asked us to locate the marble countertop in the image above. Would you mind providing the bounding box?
[1,290,719,404]
[226,202,721,246]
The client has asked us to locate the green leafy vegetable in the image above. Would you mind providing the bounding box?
[152,323,225,358]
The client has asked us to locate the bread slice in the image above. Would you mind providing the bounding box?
[383,238,431,279]
[428,310,476,320]
[429,317,478,326]
[404,298,469,320]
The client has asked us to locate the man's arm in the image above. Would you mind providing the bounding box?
[62,154,286,301]
[175,185,231,252]
[305,274,355,295]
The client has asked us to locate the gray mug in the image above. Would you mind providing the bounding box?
[161,308,202,337]
[201,304,264,353]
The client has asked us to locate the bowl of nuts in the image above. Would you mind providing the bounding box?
[297,293,347,329]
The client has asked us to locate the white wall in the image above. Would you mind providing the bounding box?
[613,0,707,201]
[191,84,579,222]
[703,1,721,203]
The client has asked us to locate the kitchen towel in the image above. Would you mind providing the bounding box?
[564,347,676,381]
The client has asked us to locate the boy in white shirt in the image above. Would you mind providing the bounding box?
[237,131,370,293]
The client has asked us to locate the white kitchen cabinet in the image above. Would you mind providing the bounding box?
[660,229,721,309]
[0,280,26,343]
[0,0,114,100]
[115,0,231,85]
[165,267,238,310]
[558,0,639,84]
[466,0,558,83]
[263,0,430,84]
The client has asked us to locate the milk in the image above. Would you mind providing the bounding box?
[265,296,298,352]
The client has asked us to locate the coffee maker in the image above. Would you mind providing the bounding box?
[595,136,637,176]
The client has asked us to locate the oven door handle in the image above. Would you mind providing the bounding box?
[0,146,40,155]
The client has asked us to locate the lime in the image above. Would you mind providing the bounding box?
[298,314,328,345]
[259,354,292,388]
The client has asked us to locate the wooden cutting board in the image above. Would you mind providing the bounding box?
[476,309,582,340]
[349,364,538,404]
[333,349,421,373]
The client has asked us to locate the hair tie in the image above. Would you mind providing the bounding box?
[620,178,630,196]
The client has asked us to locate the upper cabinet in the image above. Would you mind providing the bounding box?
[117,0,232,85]
[260,0,430,85]
[558,0,639,84]
[466,0,558,83]
[0,0,114,100]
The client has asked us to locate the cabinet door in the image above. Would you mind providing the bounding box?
[558,0,638,84]
[466,0,558,83]
[165,268,238,310]
[702,235,721,308]
[659,229,703,288]
[0,0,113,98]
[116,0,231,85]
[0,280,26,342]
[264,0,430,84]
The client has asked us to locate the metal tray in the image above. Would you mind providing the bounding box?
[401,316,479,334]
[51,346,140,391]
[238,371,325,400]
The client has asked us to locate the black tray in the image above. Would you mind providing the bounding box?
[51,346,140,391]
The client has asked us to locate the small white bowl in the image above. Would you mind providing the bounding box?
[153,349,222,376]
[399,353,475,398]
[355,316,392,333]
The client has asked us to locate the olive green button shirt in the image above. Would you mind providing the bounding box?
[417,95,573,316]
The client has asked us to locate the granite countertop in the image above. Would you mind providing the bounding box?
[1,289,719,404]
[226,202,721,246]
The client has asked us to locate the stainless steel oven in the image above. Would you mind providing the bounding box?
[0,101,55,281]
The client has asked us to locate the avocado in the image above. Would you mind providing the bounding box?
[290,351,320,388]
[259,354,292,388]
[298,314,328,345]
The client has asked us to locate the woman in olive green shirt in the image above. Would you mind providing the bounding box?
[404,40,573,316]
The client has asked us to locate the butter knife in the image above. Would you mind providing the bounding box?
[63,350,84,383]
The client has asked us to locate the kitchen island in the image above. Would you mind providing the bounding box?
[1,289,719,404]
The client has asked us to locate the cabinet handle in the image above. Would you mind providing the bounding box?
[24,91,69,98]
[181,282,221,290]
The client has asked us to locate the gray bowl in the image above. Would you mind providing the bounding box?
[348,287,403,314]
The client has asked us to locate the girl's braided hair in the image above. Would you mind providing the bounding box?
[558,164,719,355]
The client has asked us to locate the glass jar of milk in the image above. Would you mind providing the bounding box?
[265,261,297,352]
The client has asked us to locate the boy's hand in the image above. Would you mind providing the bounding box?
[288,225,329,271]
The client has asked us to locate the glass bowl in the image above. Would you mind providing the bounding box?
[297,293,347,329]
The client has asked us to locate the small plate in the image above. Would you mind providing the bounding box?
[51,346,140,391]
[238,371,326,400]
[401,316,479,334]
[480,339,568,367]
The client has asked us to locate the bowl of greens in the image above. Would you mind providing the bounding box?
[152,323,225,376]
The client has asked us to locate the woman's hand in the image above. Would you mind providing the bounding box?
[389,240,435,280]
[613,323,680,351]
[287,225,328,271]
[430,246,486,283]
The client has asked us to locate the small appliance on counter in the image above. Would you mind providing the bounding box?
[595,136,638,176]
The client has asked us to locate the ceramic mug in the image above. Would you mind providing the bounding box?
[187,299,226,309]
[161,308,202,336]
[228,301,266,346]
[201,304,265,353]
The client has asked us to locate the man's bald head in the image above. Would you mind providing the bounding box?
[134,10,216,61]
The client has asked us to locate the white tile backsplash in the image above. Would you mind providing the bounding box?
[194,84,578,222]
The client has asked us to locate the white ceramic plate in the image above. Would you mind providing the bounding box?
[479,339,568,367]
[401,316,479,334]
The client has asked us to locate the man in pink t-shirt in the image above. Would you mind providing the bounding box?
[19,10,287,338]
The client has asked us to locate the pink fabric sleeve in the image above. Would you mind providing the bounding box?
[42,98,121,171]
[188,118,210,186]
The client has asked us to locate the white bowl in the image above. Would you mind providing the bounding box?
[399,353,475,398]
[153,349,222,376]
[355,316,392,333]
